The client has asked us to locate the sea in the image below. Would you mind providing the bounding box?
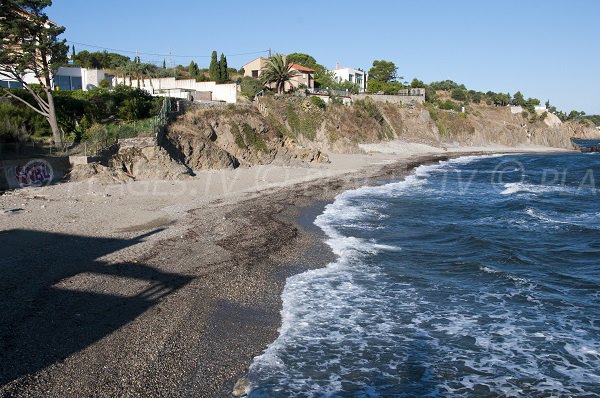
[246,149,600,397]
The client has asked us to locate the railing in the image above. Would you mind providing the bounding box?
[306,88,352,97]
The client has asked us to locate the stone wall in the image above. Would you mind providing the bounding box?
[351,93,425,105]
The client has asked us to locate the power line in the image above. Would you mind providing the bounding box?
[66,41,269,59]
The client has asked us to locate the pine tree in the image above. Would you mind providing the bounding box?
[188,60,199,79]
[0,0,69,148]
[71,45,76,58]
[209,50,220,82]
[219,53,228,83]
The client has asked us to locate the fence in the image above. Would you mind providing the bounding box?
[306,88,353,98]
[154,96,172,145]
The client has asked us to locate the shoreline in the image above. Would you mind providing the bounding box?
[0,148,568,396]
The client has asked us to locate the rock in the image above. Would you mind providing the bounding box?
[232,377,251,397]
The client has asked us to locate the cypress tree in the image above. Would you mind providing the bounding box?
[163,59,166,69]
[209,50,220,82]
[219,53,228,83]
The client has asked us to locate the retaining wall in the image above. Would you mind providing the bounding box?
[0,157,70,190]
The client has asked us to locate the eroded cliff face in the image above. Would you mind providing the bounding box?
[258,95,600,153]
[165,106,328,173]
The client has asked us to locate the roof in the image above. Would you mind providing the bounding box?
[289,63,315,72]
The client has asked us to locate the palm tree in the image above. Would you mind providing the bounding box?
[261,54,298,94]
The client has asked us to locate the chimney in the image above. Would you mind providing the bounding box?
[335,62,340,70]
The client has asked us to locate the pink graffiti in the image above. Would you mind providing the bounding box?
[15,159,54,187]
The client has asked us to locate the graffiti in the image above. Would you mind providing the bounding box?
[15,159,54,188]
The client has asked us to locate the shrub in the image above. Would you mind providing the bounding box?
[0,102,49,142]
[451,88,467,102]
[354,98,384,124]
[240,76,263,100]
[242,123,268,153]
[437,100,461,112]
[308,96,326,110]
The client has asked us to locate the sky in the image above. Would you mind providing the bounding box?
[48,0,600,114]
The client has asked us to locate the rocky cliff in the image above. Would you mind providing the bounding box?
[258,95,600,153]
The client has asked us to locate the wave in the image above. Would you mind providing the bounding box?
[526,208,600,229]
[500,182,575,195]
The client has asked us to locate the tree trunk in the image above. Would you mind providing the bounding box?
[46,90,62,149]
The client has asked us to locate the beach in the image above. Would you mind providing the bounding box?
[0,145,565,396]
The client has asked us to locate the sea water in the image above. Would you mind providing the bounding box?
[247,152,600,397]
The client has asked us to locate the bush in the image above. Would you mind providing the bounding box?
[240,76,263,100]
[451,88,467,102]
[354,98,384,124]
[308,96,326,110]
[241,123,268,152]
[437,100,461,112]
[0,102,49,142]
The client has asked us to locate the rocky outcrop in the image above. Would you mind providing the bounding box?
[111,146,192,180]
[165,106,328,172]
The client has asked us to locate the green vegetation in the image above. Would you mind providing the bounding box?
[286,102,321,140]
[1,85,160,145]
[230,124,246,149]
[241,123,268,152]
[261,54,298,94]
[354,98,384,124]
[0,102,50,142]
[219,53,229,83]
[240,76,263,100]
[0,0,69,148]
[209,51,220,82]
[367,60,403,94]
[72,50,130,69]
[308,96,327,110]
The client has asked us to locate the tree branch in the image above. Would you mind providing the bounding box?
[1,89,49,117]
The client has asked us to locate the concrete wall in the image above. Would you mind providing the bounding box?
[351,93,425,104]
[0,157,70,190]
[113,77,237,103]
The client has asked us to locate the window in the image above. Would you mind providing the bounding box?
[71,76,82,90]
[252,70,259,78]
[0,80,23,89]
[348,74,354,82]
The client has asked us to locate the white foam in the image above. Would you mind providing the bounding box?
[246,154,600,396]
[501,182,573,195]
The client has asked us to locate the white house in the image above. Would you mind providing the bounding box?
[0,67,111,91]
[330,64,368,93]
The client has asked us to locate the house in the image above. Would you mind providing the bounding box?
[242,57,315,91]
[330,64,368,93]
[0,67,111,91]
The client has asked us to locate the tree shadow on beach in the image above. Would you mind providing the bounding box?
[0,228,192,388]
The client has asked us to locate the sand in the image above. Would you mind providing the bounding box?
[0,145,570,396]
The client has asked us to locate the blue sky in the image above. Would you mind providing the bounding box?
[48,0,599,114]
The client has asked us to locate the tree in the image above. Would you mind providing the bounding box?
[209,50,220,82]
[368,60,400,83]
[286,53,317,68]
[219,53,228,83]
[512,91,525,106]
[410,78,425,88]
[162,59,166,69]
[451,88,467,101]
[260,54,298,94]
[188,60,199,78]
[0,0,69,148]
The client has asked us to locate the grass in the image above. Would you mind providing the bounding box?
[242,123,268,153]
